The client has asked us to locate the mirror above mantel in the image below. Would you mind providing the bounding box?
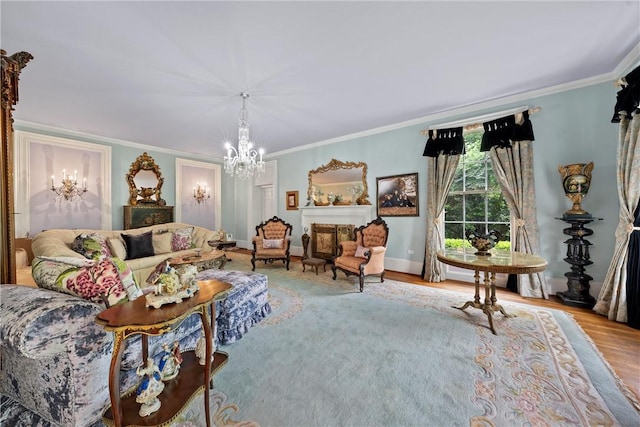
[307,159,371,206]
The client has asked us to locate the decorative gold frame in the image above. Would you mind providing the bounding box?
[126,152,165,206]
[286,190,298,210]
[307,159,371,205]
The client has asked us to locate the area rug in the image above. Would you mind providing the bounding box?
[208,254,640,427]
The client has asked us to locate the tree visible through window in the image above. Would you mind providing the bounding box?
[444,130,511,249]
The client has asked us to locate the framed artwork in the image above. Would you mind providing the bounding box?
[286,191,299,210]
[376,173,419,217]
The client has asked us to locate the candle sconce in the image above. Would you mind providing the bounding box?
[193,182,210,204]
[50,169,88,203]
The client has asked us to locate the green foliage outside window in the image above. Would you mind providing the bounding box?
[444,130,511,250]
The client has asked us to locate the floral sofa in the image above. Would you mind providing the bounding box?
[0,223,271,426]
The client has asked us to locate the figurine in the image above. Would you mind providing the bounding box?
[158,341,183,381]
[135,359,164,417]
[195,334,215,366]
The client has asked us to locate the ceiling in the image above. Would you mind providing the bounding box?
[2,1,639,160]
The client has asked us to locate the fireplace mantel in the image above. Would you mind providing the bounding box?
[299,205,375,233]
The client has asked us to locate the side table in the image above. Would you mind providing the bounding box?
[95,279,232,427]
[208,240,237,262]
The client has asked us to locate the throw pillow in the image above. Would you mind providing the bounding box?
[33,257,139,307]
[263,238,284,249]
[121,230,155,260]
[72,233,112,260]
[355,245,369,258]
[153,232,173,254]
[171,226,194,251]
[107,237,127,260]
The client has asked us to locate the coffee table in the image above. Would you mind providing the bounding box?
[168,249,227,273]
[436,248,547,334]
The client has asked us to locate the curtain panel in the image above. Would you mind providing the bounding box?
[422,127,463,282]
[483,111,549,298]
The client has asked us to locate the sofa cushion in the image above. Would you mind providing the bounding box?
[72,233,112,260]
[171,226,194,251]
[121,230,155,260]
[107,237,127,260]
[152,231,173,254]
[32,256,142,307]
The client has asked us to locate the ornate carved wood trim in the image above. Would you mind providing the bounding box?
[1,49,33,284]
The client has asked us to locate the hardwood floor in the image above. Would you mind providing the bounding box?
[384,269,640,403]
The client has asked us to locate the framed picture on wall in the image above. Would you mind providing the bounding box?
[376,173,419,217]
[286,191,299,210]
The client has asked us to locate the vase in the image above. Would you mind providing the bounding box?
[558,162,594,217]
[466,229,501,256]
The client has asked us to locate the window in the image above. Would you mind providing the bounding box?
[444,130,511,249]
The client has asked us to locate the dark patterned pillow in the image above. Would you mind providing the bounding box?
[71,233,112,260]
[121,230,155,260]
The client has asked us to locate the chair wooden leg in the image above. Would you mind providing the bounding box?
[380,271,385,283]
[331,265,337,280]
[251,257,256,271]
[359,275,364,292]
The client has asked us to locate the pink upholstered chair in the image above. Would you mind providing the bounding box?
[251,216,293,271]
[332,217,389,292]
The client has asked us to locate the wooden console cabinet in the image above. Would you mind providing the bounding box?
[124,205,174,229]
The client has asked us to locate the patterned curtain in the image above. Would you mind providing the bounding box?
[485,112,550,298]
[422,128,463,282]
[594,65,640,326]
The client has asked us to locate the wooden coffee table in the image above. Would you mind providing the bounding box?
[168,249,227,272]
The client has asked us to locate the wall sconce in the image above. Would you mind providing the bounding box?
[193,182,210,204]
[50,169,87,202]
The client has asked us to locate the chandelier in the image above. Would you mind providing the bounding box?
[223,92,265,179]
[193,182,210,204]
[50,169,87,202]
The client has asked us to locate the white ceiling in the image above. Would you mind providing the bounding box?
[2,1,639,159]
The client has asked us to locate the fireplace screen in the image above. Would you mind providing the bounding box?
[311,223,355,261]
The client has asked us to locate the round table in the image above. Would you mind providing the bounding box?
[436,248,547,334]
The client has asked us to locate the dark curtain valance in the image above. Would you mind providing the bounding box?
[480,110,535,152]
[422,127,465,157]
[612,65,640,123]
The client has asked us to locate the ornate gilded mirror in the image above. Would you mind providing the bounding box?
[307,159,371,206]
[126,152,165,205]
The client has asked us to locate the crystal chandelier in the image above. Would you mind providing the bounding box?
[50,169,88,202]
[223,92,265,179]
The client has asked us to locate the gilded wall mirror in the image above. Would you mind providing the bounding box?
[307,159,371,206]
[126,152,165,205]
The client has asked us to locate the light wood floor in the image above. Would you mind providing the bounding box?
[384,269,640,403]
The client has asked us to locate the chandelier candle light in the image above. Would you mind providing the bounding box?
[224,92,266,179]
[193,182,210,204]
[50,169,87,202]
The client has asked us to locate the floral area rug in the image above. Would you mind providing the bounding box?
[204,254,640,426]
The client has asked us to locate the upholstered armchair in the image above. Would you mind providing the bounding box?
[251,216,293,271]
[332,217,389,292]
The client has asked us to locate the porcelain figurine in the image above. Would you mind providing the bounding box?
[158,341,183,381]
[135,359,165,417]
[195,333,216,366]
[466,229,501,256]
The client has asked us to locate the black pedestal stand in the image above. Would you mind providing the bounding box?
[555,215,602,309]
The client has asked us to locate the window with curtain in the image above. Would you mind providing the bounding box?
[444,129,511,249]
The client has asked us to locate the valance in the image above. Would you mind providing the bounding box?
[480,110,535,152]
[612,65,640,123]
[422,127,465,157]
